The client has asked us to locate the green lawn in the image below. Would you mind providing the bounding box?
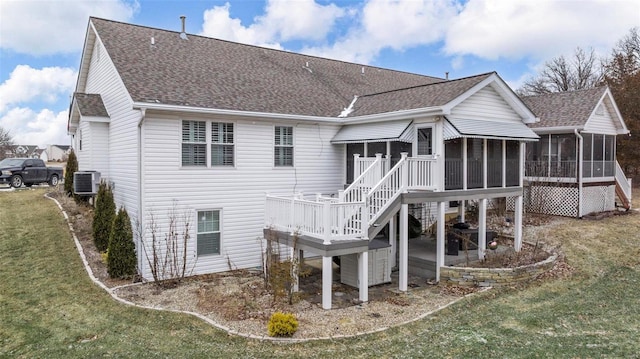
[1,189,639,358]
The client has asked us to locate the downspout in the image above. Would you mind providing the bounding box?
[574,129,583,218]
[137,108,146,276]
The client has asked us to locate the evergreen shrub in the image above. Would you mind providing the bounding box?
[267,312,298,337]
[107,207,137,279]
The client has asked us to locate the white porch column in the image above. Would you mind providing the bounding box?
[389,215,397,268]
[322,256,332,310]
[399,204,409,292]
[358,250,369,302]
[514,195,523,251]
[436,201,446,282]
[478,198,487,260]
[458,200,465,223]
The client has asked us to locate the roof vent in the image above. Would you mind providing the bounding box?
[445,72,449,80]
[180,15,188,40]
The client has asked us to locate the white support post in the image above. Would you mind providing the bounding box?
[323,201,331,245]
[358,250,369,302]
[436,201,445,282]
[515,195,523,251]
[389,215,397,268]
[401,152,409,191]
[458,200,465,223]
[462,138,468,190]
[478,198,487,260]
[353,153,361,179]
[483,139,488,189]
[322,256,332,310]
[399,204,409,292]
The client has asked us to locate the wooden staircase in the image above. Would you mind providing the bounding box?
[615,161,632,210]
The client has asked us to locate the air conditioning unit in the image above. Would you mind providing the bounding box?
[73,171,101,195]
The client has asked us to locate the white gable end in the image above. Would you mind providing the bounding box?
[449,85,523,123]
[584,97,621,135]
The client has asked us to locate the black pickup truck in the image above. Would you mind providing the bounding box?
[0,158,63,188]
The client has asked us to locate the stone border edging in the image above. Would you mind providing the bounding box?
[440,240,559,287]
[46,193,488,343]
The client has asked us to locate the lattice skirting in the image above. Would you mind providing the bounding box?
[506,184,616,217]
[582,185,615,215]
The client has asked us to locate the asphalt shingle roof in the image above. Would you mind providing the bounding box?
[350,73,493,117]
[90,18,449,117]
[74,93,109,117]
[522,86,606,128]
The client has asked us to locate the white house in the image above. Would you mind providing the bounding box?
[521,87,631,217]
[68,17,540,309]
[41,145,72,162]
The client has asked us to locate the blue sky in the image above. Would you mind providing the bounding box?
[0,0,638,147]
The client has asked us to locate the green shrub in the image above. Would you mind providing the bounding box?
[107,207,137,279]
[93,181,116,252]
[64,149,77,196]
[267,312,298,337]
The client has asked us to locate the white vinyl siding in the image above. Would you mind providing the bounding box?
[197,210,221,256]
[450,86,522,123]
[83,38,138,220]
[584,100,619,135]
[274,126,294,166]
[182,120,206,166]
[211,122,234,166]
[141,116,343,277]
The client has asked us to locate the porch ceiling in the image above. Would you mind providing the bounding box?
[444,117,539,141]
[331,120,413,144]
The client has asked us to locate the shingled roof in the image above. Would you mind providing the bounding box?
[350,73,494,117]
[89,17,447,118]
[73,93,109,117]
[522,86,606,128]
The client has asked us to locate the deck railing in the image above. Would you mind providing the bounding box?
[342,154,386,203]
[615,161,633,202]
[265,194,367,243]
[265,154,436,243]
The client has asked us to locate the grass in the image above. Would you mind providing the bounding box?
[1,188,639,358]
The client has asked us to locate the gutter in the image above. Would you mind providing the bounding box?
[574,129,583,218]
[137,108,146,274]
[132,102,445,125]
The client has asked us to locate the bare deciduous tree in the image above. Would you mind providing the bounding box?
[519,47,604,96]
[0,127,14,160]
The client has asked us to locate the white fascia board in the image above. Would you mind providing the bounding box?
[132,102,344,123]
[602,88,629,134]
[341,107,443,124]
[532,126,583,134]
[74,21,97,94]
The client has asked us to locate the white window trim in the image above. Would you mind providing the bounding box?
[414,124,436,158]
[273,124,295,168]
[180,120,237,169]
[210,121,236,167]
[196,208,223,257]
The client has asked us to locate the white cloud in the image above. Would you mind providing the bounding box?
[301,0,458,64]
[0,65,77,113]
[0,0,138,55]
[0,107,69,147]
[199,0,345,49]
[444,0,640,61]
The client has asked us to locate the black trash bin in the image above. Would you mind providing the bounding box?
[446,233,459,256]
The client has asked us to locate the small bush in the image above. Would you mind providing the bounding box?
[267,312,298,337]
[107,207,137,279]
[93,181,116,252]
[100,251,108,264]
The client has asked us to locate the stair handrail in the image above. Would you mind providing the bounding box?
[366,153,408,225]
[342,153,384,203]
[615,160,632,201]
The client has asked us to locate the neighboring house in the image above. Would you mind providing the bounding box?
[521,87,631,217]
[43,145,71,162]
[68,17,540,309]
[3,145,41,159]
